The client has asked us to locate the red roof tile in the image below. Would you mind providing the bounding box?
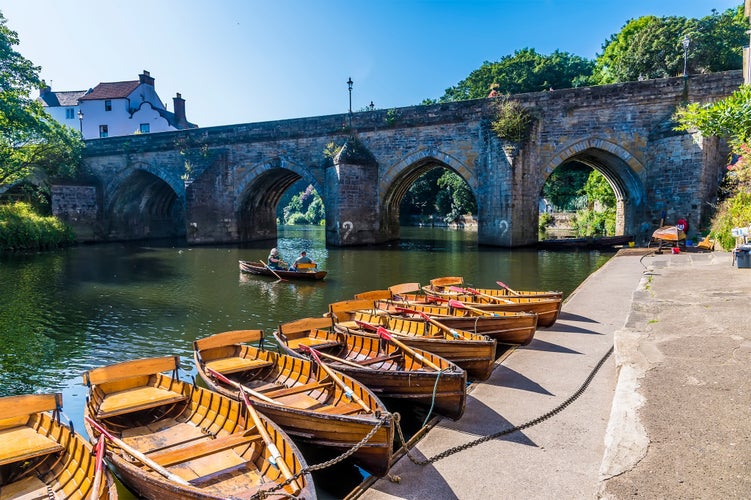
[79,80,141,101]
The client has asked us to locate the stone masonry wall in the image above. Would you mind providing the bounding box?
[74,71,743,246]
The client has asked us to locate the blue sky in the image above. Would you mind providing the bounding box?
[2,0,743,127]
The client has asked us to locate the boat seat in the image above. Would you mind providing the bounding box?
[0,426,64,466]
[97,386,187,419]
[285,337,341,351]
[318,402,365,415]
[204,357,273,375]
[294,263,317,270]
[0,475,49,499]
[149,432,263,467]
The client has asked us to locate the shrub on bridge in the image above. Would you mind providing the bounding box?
[0,202,75,252]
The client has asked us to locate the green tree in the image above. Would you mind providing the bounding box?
[590,7,748,84]
[0,11,82,205]
[439,48,594,102]
[542,163,591,210]
[674,84,751,248]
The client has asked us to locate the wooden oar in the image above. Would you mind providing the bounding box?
[376,327,442,371]
[303,347,376,370]
[208,369,299,493]
[298,345,372,413]
[393,306,461,339]
[88,436,106,500]
[448,285,514,304]
[448,299,500,317]
[496,280,521,296]
[85,416,191,486]
[260,259,286,282]
[206,367,282,405]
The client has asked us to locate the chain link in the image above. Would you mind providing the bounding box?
[395,345,614,466]
[250,413,392,499]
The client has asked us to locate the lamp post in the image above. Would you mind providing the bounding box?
[347,77,353,128]
[77,110,84,136]
[682,35,690,78]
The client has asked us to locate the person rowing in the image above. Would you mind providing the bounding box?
[267,248,288,270]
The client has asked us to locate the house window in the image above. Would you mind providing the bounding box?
[99,125,108,138]
[104,100,112,111]
[65,108,75,119]
[139,123,150,134]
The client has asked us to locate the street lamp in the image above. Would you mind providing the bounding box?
[682,35,690,78]
[346,77,353,128]
[77,110,84,136]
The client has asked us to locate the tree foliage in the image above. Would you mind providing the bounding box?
[280,184,325,225]
[439,48,594,102]
[674,83,751,247]
[400,168,476,224]
[590,7,748,84]
[0,11,83,198]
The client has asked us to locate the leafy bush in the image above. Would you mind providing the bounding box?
[491,97,534,144]
[0,202,75,251]
[710,191,751,250]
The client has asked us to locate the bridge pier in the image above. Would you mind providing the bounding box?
[325,137,385,246]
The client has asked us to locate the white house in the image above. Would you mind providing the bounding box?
[39,70,196,139]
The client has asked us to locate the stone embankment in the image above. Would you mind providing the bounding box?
[357,249,751,499]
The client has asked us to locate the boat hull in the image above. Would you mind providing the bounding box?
[0,393,118,500]
[83,357,315,499]
[273,324,467,420]
[193,331,394,477]
[239,260,327,281]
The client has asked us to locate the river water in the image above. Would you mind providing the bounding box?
[0,226,612,497]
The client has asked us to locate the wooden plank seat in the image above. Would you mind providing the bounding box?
[0,475,49,499]
[318,402,365,415]
[294,262,317,270]
[262,381,332,399]
[356,352,403,366]
[148,432,263,467]
[0,426,64,466]
[285,336,341,351]
[203,357,273,375]
[97,386,187,419]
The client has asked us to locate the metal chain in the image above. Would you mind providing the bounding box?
[395,345,614,466]
[250,413,391,499]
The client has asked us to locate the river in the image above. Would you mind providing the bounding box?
[0,226,613,497]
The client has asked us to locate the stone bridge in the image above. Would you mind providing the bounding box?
[52,71,743,247]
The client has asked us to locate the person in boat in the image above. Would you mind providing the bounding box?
[291,251,315,271]
[268,248,287,270]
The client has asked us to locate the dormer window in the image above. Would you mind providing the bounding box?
[104,100,112,111]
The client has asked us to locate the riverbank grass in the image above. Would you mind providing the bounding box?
[0,202,75,252]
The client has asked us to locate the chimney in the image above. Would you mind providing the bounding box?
[39,80,51,97]
[173,93,188,128]
[139,70,155,87]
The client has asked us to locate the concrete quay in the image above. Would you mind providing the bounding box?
[357,250,751,499]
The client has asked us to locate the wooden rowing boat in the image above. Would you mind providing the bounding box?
[239,260,327,281]
[82,355,314,499]
[374,299,539,346]
[419,279,562,327]
[329,299,497,381]
[0,393,118,500]
[272,317,467,420]
[193,330,394,477]
[425,276,563,299]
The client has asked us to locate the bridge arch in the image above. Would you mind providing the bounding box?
[541,138,646,236]
[105,164,186,239]
[234,157,324,241]
[380,147,478,238]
